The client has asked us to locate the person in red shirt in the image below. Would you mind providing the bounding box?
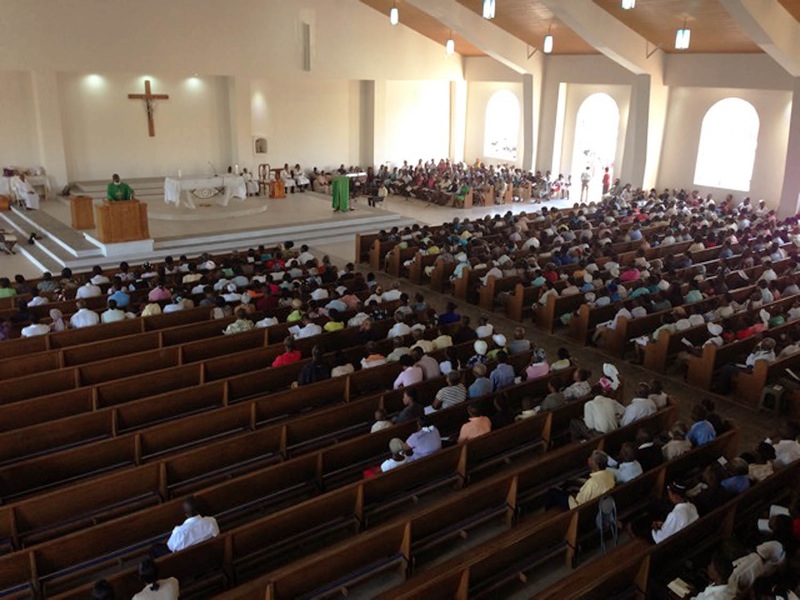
[272,337,302,367]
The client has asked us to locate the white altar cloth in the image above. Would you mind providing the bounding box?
[164,176,247,208]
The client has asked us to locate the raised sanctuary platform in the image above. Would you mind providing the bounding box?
[1,179,416,272]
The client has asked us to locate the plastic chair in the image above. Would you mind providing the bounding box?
[595,494,618,554]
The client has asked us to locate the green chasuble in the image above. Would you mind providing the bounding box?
[331,177,350,212]
[107,182,134,201]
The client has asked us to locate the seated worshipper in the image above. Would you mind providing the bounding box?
[438,301,461,325]
[381,438,410,472]
[508,327,532,355]
[648,379,669,409]
[550,347,574,371]
[635,481,698,544]
[101,299,127,324]
[523,348,550,380]
[393,354,424,389]
[767,422,800,468]
[431,326,453,351]
[457,405,492,443]
[223,309,254,335]
[386,336,411,363]
[92,579,115,600]
[49,308,67,332]
[156,497,219,555]
[491,394,517,429]
[297,345,331,386]
[76,280,102,299]
[689,554,734,600]
[635,429,664,471]
[412,346,441,380]
[280,164,296,193]
[330,350,355,378]
[13,173,40,209]
[107,173,134,201]
[598,363,622,395]
[487,333,507,360]
[662,422,693,460]
[607,442,644,484]
[743,441,775,482]
[620,383,657,427]
[163,296,187,313]
[728,539,788,596]
[409,328,435,354]
[687,403,717,447]
[475,315,495,339]
[404,416,442,460]
[394,388,425,424]
[70,300,100,329]
[433,370,468,410]
[467,339,489,367]
[438,346,461,375]
[132,559,179,600]
[489,351,516,391]
[570,393,625,441]
[20,314,50,338]
[468,363,493,399]
[387,311,412,339]
[271,337,302,367]
[292,314,323,339]
[719,457,751,496]
[371,408,393,433]
[515,397,539,421]
[361,341,387,369]
[547,450,615,510]
[564,368,592,401]
[453,315,478,344]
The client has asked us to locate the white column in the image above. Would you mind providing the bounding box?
[779,78,800,218]
[226,76,252,173]
[449,80,467,164]
[521,74,535,171]
[30,71,68,193]
[620,74,668,190]
[372,81,388,167]
[359,80,375,168]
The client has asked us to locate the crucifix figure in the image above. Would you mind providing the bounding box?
[128,79,169,137]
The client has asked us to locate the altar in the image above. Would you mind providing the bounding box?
[164,175,247,209]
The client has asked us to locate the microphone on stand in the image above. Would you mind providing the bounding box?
[208,161,218,177]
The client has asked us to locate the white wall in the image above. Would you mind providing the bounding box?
[658,86,792,206]
[464,81,524,166]
[250,78,361,171]
[58,73,232,181]
[382,81,451,165]
[0,72,40,170]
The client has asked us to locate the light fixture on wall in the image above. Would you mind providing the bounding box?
[621,0,635,9]
[389,2,399,25]
[445,32,455,55]
[675,19,691,50]
[483,0,496,19]
[543,26,554,54]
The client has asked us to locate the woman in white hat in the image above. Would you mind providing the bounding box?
[467,340,488,367]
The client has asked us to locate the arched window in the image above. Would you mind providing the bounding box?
[571,93,620,200]
[484,90,520,161]
[694,98,759,191]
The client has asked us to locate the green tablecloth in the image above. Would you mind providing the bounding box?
[332,176,349,212]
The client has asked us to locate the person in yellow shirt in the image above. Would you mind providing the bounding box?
[568,450,616,508]
[323,309,345,332]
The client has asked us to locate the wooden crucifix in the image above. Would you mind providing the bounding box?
[128,79,169,137]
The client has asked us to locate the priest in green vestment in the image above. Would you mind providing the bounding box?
[331,176,350,212]
[107,174,135,201]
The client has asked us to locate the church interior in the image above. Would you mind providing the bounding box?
[1,0,800,598]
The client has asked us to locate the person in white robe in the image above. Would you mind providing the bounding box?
[242,168,259,196]
[280,164,296,193]
[292,164,310,191]
[13,174,40,210]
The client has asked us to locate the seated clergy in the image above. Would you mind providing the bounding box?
[13,173,40,209]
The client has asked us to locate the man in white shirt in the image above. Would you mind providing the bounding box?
[474,316,494,339]
[76,281,102,299]
[768,424,800,468]
[651,481,699,543]
[21,315,50,338]
[89,266,110,286]
[620,384,657,427]
[691,555,735,600]
[393,355,424,389]
[101,299,127,323]
[310,285,329,301]
[381,283,403,302]
[297,244,316,265]
[70,300,100,329]
[387,312,411,339]
[164,498,219,553]
[581,394,625,435]
[293,315,322,339]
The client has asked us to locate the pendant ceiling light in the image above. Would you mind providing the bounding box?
[389,3,399,25]
[675,19,691,50]
[483,0,496,19]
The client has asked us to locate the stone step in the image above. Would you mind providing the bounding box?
[16,241,62,274]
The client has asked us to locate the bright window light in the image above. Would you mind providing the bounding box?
[483,0,496,19]
[621,0,635,9]
[694,98,760,192]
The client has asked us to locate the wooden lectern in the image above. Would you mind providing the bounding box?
[270,168,286,198]
[70,195,95,230]
[95,200,149,243]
